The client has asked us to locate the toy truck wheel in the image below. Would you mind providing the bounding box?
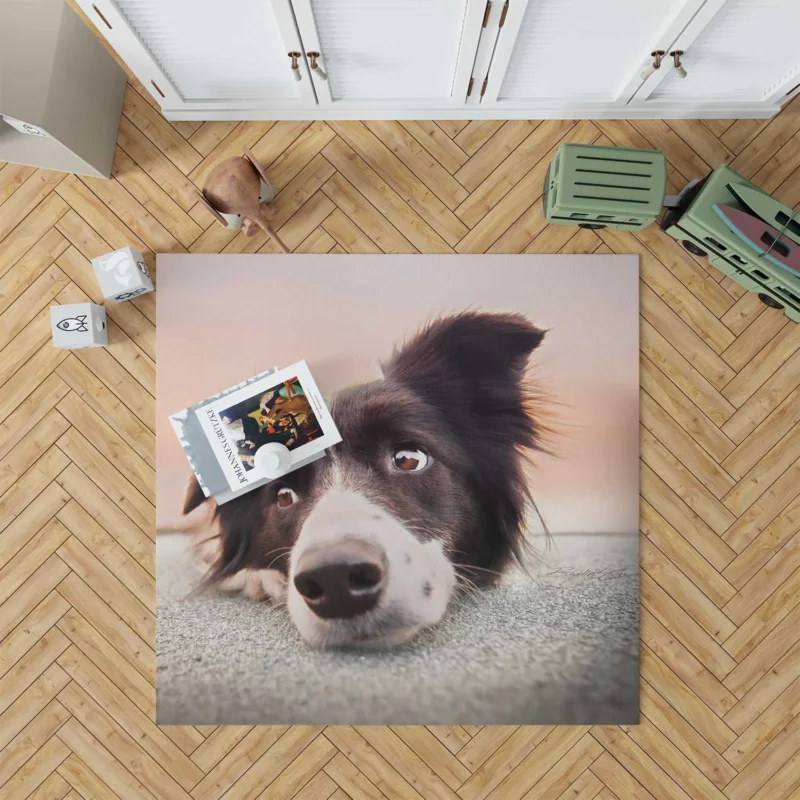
[681,240,707,257]
[578,223,606,230]
[758,293,784,310]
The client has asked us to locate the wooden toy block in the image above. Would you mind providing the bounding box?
[51,302,108,348]
[91,246,154,302]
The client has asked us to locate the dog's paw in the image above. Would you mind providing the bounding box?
[184,515,286,604]
[217,568,287,603]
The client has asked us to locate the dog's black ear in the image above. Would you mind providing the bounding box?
[383,312,548,579]
[213,490,269,579]
[181,474,268,581]
[182,475,206,515]
[382,311,545,417]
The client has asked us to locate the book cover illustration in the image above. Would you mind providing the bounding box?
[169,361,341,504]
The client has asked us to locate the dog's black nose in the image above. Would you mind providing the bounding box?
[293,540,386,619]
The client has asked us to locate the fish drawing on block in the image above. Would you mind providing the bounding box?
[713,203,800,276]
[56,315,89,332]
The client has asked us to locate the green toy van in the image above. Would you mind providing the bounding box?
[660,165,800,323]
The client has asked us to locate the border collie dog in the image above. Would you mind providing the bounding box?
[181,311,548,648]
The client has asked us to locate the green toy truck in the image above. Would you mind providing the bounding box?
[659,165,800,322]
[544,143,800,322]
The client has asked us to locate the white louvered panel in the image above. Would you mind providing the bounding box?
[113,0,298,101]
[308,0,469,101]
[651,0,800,101]
[498,0,687,101]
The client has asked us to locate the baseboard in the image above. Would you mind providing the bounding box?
[162,103,780,122]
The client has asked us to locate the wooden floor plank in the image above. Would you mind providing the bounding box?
[364,120,469,209]
[457,121,598,251]
[489,728,594,800]
[58,646,202,790]
[116,115,201,212]
[723,519,800,627]
[453,121,506,155]
[262,121,336,193]
[322,172,416,254]
[641,320,736,427]
[56,392,154,502]
[56,717,159,800]
[454,119,576,228]
[1,732,71,800]
[325,127,462,249]
[641,537,736,643]
[453,121,539,192]
[111,148,202,249]
[0,163,37,206]
[56,681,192,800]
[641,393,735,500]
[0,170,66,244]
[721,459,800,553]
[189,726,288,800]
[400,121,469,174]
[638,681,737,790]
[0,669,69,756]
[0,193,69,279]
[0,229,68,316]
[322,752,384,800]
[55,464,154,574]
[641,573,738,681]
[724,675,800,771]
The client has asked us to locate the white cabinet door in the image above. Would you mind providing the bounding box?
[289,0,486,109]
[479,0,706,110]
[634,0,800,109]
[76,0,316,112]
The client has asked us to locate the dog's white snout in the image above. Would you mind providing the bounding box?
[288,489,456,648]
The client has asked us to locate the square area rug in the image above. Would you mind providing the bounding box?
[156,254,640,725]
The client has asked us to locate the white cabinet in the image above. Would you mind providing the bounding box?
[290,0,486,108]
[77,0,316,111]
[479,0,703,106]
[76,0,800,120]
[632,0,800,109]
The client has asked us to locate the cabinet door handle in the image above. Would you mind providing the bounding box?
[288,52,302,81]
[670,50,687,79]
[640,50,664,81]
[92,4,113,29]
[307,52,328,81]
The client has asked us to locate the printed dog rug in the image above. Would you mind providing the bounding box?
[156,254,640,725]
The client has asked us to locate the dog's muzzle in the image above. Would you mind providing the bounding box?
[293,539,386,619]
[287,489,455,648]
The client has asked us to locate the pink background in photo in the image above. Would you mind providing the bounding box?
[156,254,639,535]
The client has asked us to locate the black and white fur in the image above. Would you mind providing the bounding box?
[180,311,548,648]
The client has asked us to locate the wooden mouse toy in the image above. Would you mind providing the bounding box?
[197,149,289,253]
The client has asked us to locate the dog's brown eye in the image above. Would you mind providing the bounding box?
[277,488,298,507]
[392,448,429,472]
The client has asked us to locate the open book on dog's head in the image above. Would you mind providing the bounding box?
[180,311,550,649]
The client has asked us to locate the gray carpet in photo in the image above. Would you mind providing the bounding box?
[156,533,639,725]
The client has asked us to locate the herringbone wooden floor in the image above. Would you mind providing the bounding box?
[3,51,800,798]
